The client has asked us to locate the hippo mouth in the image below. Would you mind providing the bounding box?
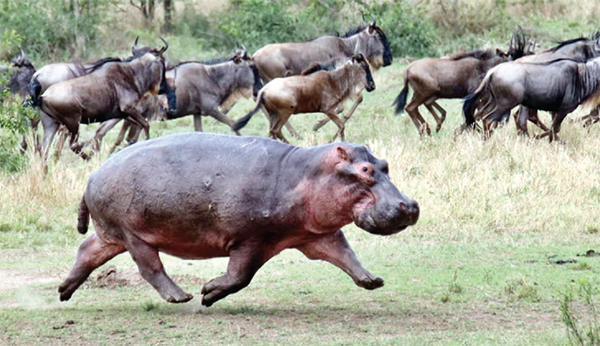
[354,202,419,236]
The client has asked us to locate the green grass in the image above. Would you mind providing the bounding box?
[2,61,600,345]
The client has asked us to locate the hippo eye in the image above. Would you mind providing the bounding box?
[362,166,369,173]
[382,165,389,174]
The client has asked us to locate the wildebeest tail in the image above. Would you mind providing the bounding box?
[392,74,409,115]
[77,195,90,234]
[462,74,491,128]
[29,76,42,107]
[233,93,264,131]
[251,64,263,97]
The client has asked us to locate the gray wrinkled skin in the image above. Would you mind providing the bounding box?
[59,133,419,306]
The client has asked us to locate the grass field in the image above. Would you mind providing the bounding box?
[2,61,600,345]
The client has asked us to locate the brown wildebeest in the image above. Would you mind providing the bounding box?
[233,54,375,142]
[29,38,170,158]
[39,52,174,164]
[58,132,419,305]
[462,56,600,142]
[393,29,528,136]
[253,21,391,82]
[88,47,265,152]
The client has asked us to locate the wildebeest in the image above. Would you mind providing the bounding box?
[392,29,527,136]
[462,56,600,142]
[29,38,169,158]
[510,33,600,135]
[463,32,600,134]
[58,132,419,305]
[233,54,375,142]
[0,49,36,99]
[253,21,391,82]
[39,52,174,162]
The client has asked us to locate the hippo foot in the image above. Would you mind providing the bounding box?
[165,292,194,304]
[356,276,384,290]
[58,282,75,302]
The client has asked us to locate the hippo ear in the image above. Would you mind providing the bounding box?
[336,146,350,162]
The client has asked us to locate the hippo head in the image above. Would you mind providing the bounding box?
[329,145,419,235]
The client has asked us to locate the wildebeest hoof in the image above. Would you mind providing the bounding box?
[58,284,73,301]
[357,276,384,290]
[166,292,194,303]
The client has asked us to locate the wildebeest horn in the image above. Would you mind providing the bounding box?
[158,37,169,54]
[241,44,247,53]
[133,36,139,49]
[19,48,25,59]
[371,14,376,26]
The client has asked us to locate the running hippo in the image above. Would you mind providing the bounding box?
[59,133,419,306]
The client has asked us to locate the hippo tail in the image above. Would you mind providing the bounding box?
[29,76,42,107]
[77,196,90,235]
[392,73,409,115]
[233,92,264,132]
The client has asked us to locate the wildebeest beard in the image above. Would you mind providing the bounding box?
[250,64,263,97]
[158,63,177,115]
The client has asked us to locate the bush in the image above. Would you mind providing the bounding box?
[0,0,107,61]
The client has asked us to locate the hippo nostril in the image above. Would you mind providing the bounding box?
[399,202,407,212]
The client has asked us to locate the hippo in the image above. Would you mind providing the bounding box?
[59,133,419,306]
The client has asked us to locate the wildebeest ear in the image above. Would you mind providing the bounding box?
[495,48,507,57]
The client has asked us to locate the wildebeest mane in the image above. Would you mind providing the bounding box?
[446,49,497,61]
[550,37,588,52]
[341,23,368,38]
[85,57,123,74]
[174,56,231,67]
[575,58,600,104]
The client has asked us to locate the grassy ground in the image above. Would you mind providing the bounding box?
[2,62,600,345]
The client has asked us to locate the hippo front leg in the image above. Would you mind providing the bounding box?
[295,230,384,290]
[201,246,271,307]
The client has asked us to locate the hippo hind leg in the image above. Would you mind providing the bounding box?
[126,236,193,303]
[201,246,271,307]
[59,232,126,301]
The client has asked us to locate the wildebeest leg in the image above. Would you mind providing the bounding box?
[41,113,60,164]
[270,113,291,143]
[527,109,549,132]
[324,111,346,142]
[68,130,90,161]
[58,232,126,301]
[127,236,193,303]
[405,95,431,137]
[340,95,363,126]
[53,126,69,161]
[193,114,202,132]
[549,112,568,143]
[582,107,599,128]
[207,109,241,136]
[108,121,133,154]
[125,122,143,145]
[89,118,122,153]
[514,106,530,136]
[201,245,271,307]
[284,122,302,139]
[295,230,383,290]
[312,106,347,132]
[424,99,446,132]
[122,106,150,139]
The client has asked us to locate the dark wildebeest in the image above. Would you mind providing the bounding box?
[58,132,419,305]
[39,52,175,163]
[392,30,527,136]
[463,33,600,134]
[253,21,392,82]
[0,49,36,99]
[462,56,600,142]
[233,54,375,142]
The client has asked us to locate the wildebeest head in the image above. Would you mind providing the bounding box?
[5,49,35,96]
[131,37,169,59]
[350,53,376,92]
[348,21,392,70]
[231,45,263,97]
[330,145,419,235]
[134,52,176,115]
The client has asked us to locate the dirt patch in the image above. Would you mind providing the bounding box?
[81,266,206,290]
[0,269,61,292]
